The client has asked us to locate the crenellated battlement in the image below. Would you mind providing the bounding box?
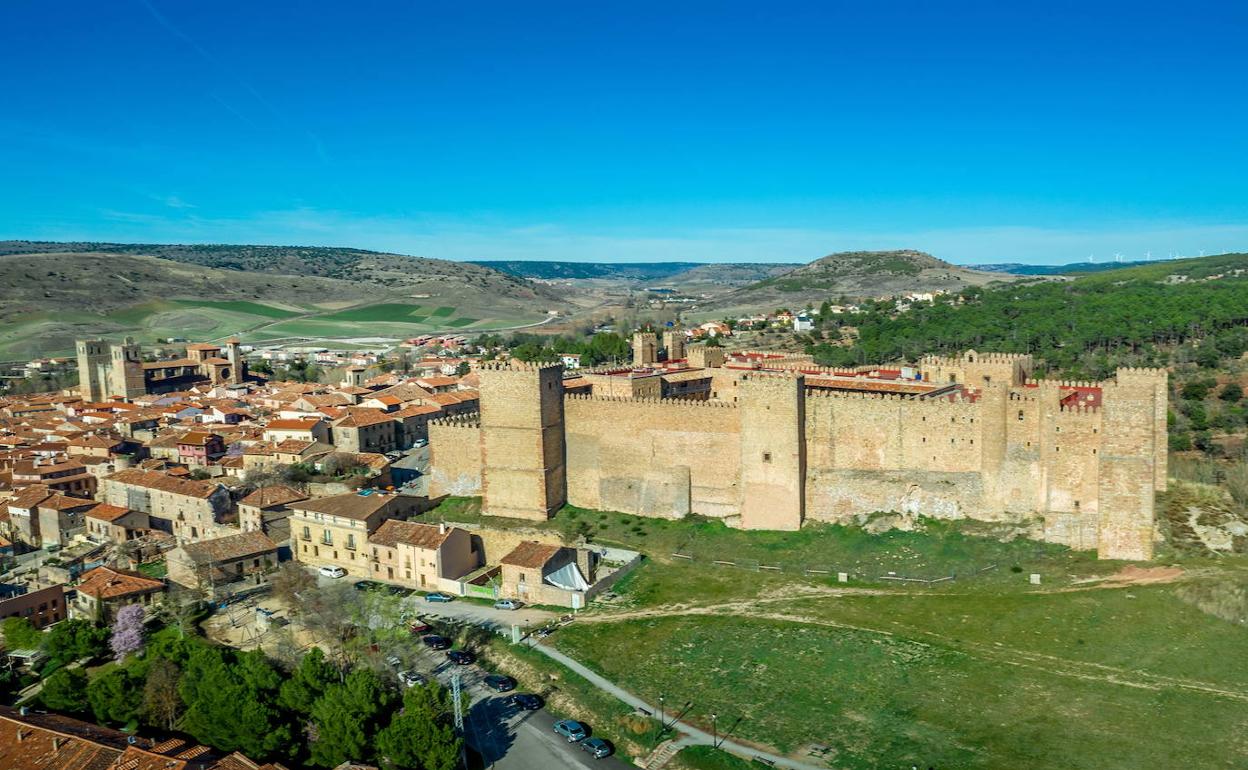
[478,360,563,374]
[564,393,738,409]
[429,413,482,429]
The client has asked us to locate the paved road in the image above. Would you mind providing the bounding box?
[405,627,631,770]
[415,597,558,632]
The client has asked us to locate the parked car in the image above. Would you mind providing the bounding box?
[398,670,425,688]
[408,621,433,635]
[581,738,613,759]
[506,693,544,710]
[384,654,402,668]
[424,591,455,603]
[493,599,522,610]
[483,674,516,692]
[554,719,588,743]
[354,580,382,592]
[447,649,475,665]
[535,626,556,638]
[386,585,411,597]
[413,438,428,448]
[422,635,451,650]
[318,566,346,579]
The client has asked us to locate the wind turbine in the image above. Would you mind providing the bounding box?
[1114,252,1123,263]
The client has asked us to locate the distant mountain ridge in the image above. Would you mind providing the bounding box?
[974,260,1157,275]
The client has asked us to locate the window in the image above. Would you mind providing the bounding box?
[1017,410,1024,421]
[762,452,772,463]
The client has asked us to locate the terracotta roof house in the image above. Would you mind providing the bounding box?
[499,541,597,609]
[72,565,165,622]
[238,484,307,535]
[167,530,279,595]
[85,502,150,544]
[0,704,288,770]
[364,519,479,588]
[290,491,423,578]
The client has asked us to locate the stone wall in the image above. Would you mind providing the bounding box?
[427,419,483,497]
[564,395,742,519]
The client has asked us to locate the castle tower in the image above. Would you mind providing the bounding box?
[106,338,146,399]
[342,365,366,388]
[632,332,658,366]
[224,337,245,383]
[738,373,805,530]
[1095,367,1166,560]
[663,329,686,361]
[75,339,110,402]
[687,343,725,369]
[479,361,567,521]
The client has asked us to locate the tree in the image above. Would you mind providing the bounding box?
[110,604,145,661]
[41,619,108,674]
[179,646,293,759]
[41,667,89,713]
[2,616,41,649]
[1221,382,1244,402]
[279,646,338,714]
[376,682,462,770]
[88,666,143,726]
[270,562,317,616]
[143,658,184,731]
[455,361,471,376]
[308,668,393,767]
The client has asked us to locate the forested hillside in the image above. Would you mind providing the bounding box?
[805,253,1248,378]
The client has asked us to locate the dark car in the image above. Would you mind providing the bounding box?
[353,580,382,592]
[424,591,455,603]
[581,738,613,759]
[386,585,411,597]
[483,674,516,692]
[422,634,451,650]
[506,693,544,710]
[447,649,475,665]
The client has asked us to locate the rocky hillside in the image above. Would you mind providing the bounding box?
[701,249,1012,312]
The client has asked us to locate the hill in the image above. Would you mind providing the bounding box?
[0,242,563,359]
[694,249,1011,316]
[806,252,1248,377]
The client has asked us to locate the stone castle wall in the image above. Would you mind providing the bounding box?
[430,353,1167,560]
[563,394,741,519]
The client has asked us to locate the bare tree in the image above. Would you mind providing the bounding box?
[143,658,183,731]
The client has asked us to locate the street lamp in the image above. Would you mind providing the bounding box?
[658,694,665,731]
[710,712,718,748]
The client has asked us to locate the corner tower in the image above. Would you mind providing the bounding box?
[479,361,567,521]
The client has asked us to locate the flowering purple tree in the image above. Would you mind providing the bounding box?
[110,604,145,661]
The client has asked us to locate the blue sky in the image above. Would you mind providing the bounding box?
[2,1,1246,265]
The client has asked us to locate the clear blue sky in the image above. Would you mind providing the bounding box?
[3,1,1247,264]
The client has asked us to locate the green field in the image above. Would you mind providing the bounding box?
[424,498,1248,768]
[430,306,456,317]
[557,572,1248,769]
[317,303,429,322]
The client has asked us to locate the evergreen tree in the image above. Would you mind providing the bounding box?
[375,682,461,770]
[41,668,89,713]
[308,668,393,767]
[279,646,338,714]
[88,666,143,726]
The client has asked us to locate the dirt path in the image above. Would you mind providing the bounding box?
[576,579,1248,704]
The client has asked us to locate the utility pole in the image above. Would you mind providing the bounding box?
[451,671,467,770]
[711,712,718,749]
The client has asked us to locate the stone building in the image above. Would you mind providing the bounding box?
[0,584,66,630]
[366,519,479,589]
[72,566,165,622]
[166,530,280,594]
[77,338,247,400]
[289,491,423,578]
[428,352,1168,560]
[98,469,232,543]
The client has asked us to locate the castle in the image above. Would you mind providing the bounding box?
[76,338,248,400]
[427,339,1167,560]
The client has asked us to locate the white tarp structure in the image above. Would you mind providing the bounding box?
[544,562,589,591]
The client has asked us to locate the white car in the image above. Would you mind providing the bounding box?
[398,670,425,688]
[318,565,347,579]
[494,599,522,610]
